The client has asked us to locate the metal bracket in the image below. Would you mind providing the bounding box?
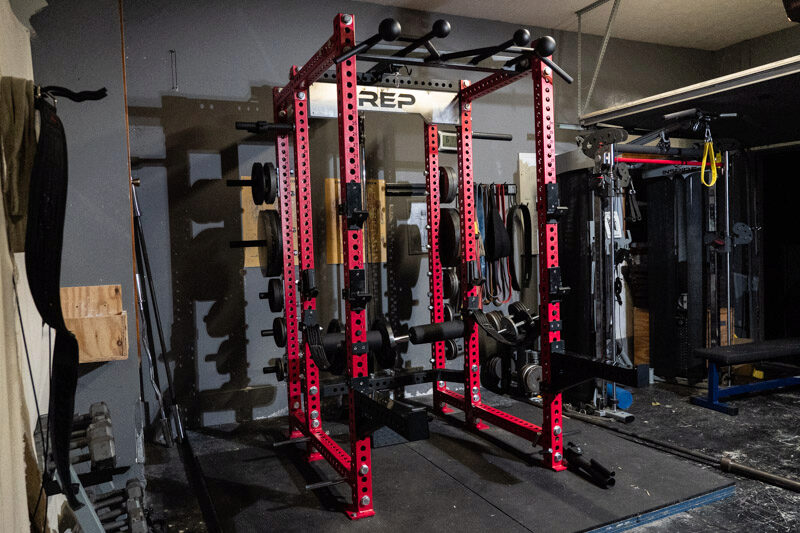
[545,183,561,216]
[343,268,371,310]
[340,181,369,229]
[300,268,319,298]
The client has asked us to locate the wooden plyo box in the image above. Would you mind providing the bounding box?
[60,284,128,363]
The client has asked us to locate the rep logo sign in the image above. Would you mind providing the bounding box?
[358,89,416,110]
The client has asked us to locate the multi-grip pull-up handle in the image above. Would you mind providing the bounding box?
[395,19,451,58]
[470,29,531,65]
[532,36,573,84]
[506,36,573,84]
[335,18,402,64]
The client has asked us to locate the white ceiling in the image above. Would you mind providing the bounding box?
[362,0,796,50]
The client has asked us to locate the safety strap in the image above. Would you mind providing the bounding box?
[507,202,532,290]
[25,98,81,507]
[471,309,515,346]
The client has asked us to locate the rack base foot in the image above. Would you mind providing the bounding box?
[346,507,376,520]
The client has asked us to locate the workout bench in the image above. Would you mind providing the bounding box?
[691,338,800,415]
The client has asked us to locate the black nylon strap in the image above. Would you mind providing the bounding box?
[25,98,81,507]
[471,309,515,346]
[507,203,532,291]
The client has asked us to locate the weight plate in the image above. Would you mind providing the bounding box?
[439,166,457,204]
[327,319,343,334]
[614,162,631,188]
[273,317,287,348]
[264,162,278,204]
[372,318,399,369]
[509,301,531,324]
[439,208,461,267]
[326,319,347,376]
[499,316,519,341]
[486,310,503,332]
[267,278,284,312]
[251,162,266,205]
[444,338,460,361]
[443,303,456,322]
[257,210,283,277]
[443,268,459,299]
[732,222,753,245]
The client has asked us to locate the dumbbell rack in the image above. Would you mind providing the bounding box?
[263,12,580,520]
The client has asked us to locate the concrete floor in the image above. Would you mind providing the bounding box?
[144,383,800,532]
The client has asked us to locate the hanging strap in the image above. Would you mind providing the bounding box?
[25,98,81,507]
[700,124,718,187]
[507,202,533,290]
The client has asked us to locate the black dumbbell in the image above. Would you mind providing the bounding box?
[259,278,284,313]
[227,161,278,205]
[261,317,288,347]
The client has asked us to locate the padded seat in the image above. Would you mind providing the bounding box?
[694,338,800,366]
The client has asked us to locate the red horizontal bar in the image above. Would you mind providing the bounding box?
[438,390,542,442]
[474,403,542,441]
[615,156,721,167]
[437,388,465,411]
[274,35,338,110]
[290,412,351,477]
[460,68,530,102]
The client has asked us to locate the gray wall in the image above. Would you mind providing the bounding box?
[34,0,791,439]
[119,0,721,426]
[712,24,800,76]
[29,1,141,472]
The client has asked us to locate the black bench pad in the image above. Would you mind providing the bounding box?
[694,338,800,365]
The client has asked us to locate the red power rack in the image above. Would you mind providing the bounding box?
[267,12,577,520]
[272,14,375,519]
[429,63,566,470]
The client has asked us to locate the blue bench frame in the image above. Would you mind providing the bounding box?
[690,360,800,415]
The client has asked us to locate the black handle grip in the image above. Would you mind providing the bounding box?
[538,54,573,84]
[409,320,464,344]
[335,18,401,64]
